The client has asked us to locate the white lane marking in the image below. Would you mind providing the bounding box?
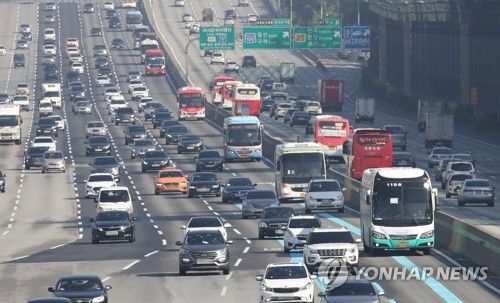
[102,277,111,282]
[145,250,159,258]
[243,237,251,244]
[220,286,227,296]
[162,239,167,246]
[225,271,233,280]
[7,255,29,262]
[213,211,219,216]
[208,206,213,211]
[243,247,250,254]
[233,229,241,235]
[234,258,242,267]
[122,260,141,270]
[50,244,66,250]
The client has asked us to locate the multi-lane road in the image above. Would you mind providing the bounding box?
[0,1,498,302]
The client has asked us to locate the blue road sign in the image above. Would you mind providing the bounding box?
[343,26,370,49]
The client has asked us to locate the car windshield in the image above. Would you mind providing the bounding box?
[39,119,55,125]
[76,102,89,106]
[28,147,49,154]
[307,231,354,244]
[262,208,294,218]
[148,103,163,109]
[88,122,104,128]
[97,212,129,221]
[88,175,114,182]
[188,218,222,228]
[246,191,276,200]
[35,138,53,143]
[99,190,129,202]
[464,180,490,187]
[118,108,134,114]
[289,219,321,228]
[450,174,473,182]
[90,137,109,144]
[185,232,224,245]
[44,152,63,159]
[192,174,217,182]
[265,266,307,279]
[309,181,341,192]
[145,151,166,158]
[94,157,118,165]
[168,126,187,134]
[385,126,405,134]
[158,171,183,178]
[180,135,200,143]
[326,281,376,296]
[200,151,220,158]
[56,278,103,292]
[134,140,153,146]
[227,178,252,187]
[433,148,453,155]
[129,126,146,133]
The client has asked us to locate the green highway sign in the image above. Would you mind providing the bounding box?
[273,19,291,27]
[319,18,342,26]
[242,27,291,49]
[255,19,290,27]
[293,26,342,49]
[199,26,235,50]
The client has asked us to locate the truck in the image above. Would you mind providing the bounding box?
[0,104,22,144]
[41,83,62,109]
[417,99,451,132]
[318,79,343,111]
[425,113,454,148]
[271,82,287,101]
[355,98,375,123]
[279,62,295,83]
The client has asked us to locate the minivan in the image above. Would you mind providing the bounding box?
[96,186,134,214]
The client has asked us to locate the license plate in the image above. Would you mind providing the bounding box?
[152,164,160,167]
[198,188,210,192]
[328,146,336,150]
[106,231,119,236]
[300,192,306,198]
[240,155,249,158]
[397,242,409,248]
[196,258,213,264]
[206,164,215,167]
[321,200,331,206]
[4,136,11,140]
[275,229,284,234]
[398,161,407,165]
[95,149,102,151]
[187,146,195,149]
[166,185,177,189]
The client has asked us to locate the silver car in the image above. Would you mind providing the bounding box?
[445,173,473,198]
[241,190,279,219]
[41,151,66,173]
[457,179,495,207]
[427,147,453,168]
[130,139,156,159]
[73,100,92,114]
[85,121,107,138]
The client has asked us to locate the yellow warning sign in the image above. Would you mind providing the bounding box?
[294,33,306,42]
[471,87,478,106]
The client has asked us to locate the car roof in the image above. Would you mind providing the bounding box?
[310,226,349,233]
[57,274,102,280]
[192,172,217,176]
[290,215,318,220]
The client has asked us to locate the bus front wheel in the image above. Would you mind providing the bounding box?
[421,248,431,255]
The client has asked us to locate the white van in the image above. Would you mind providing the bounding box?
[96,186,134,214]
[44,28,56,41]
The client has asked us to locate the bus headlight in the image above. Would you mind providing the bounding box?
[372,231,387,239]
[282,186,291,195]
[420,230,434,239]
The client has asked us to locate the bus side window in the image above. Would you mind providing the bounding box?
[276,159,281,171]
[365,189,371,204]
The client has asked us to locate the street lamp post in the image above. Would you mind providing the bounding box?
[357,0,360,26]
[320,0,323,19]
[184,37,199,84]
[290,0,293,26]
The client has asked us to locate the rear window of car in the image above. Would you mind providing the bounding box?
[451,163,473,171]
[465,180,490,187]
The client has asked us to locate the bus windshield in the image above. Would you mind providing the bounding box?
[146,57,165,66]
[372,177,433,226]
[127,14,142,25]
[281,153,325,183]
[179,93,204,107]
[227,124,261,146]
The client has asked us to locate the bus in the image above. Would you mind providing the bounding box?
[140,39,159,64]
[145,49,166,75]
[177,86,206,120]
[307,115,350,163]
[136,32,156,49]
[210,75,234,106]
[232,83,261,117]
[343,128,393,180]
[223,116,263,162]
[360,167,437,256]
[220,80,242,110]
[126,10,143,31]
[274,142,327,203]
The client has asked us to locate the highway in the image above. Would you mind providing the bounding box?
[0,1,498,302]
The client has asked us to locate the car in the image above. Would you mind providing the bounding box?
[20,24,31,33]
[177,134,203,154]
[224,61,239,73]
[98,67,113,79]
[65,46,79,56]
[176,229,232,275]
[95,57,109,69]
[273,103,293,119]
[68,53,83,64]
[210,52,225,65]
[152,112,173,129]
[241,190,279,219]
[44,63,59,80]
[107,98,127,115]
[305,179,345,213]
[141,150,171,172]
[13,94,30,110]
[449,153,476,166]
[181,216,230,241]
[130,138,156,159]
[258,206,295,239]
[90,210,136,243]
[85,173,117,199]
[202,8,214,21]
[457,179,495,207]
[358,49,370,61]
[383,124,407,150]
[71,62,84,74]
[247,14,257,24]
[283,215,322,252]
[187,172,222,198]
[189,23,200,35]
[36,117,58,137]
[392,151,416,168]
[44,28,56,40]
[123,125,147,145]
[41,54,55,65]
[303,101,322,115]
[295,99,310,111]
[238,0,249,7]
[434,158,453,181]
[159,120,181,138]
[303,227,360,273]
[131,86,150,100]
[41,151,66,173]
[69,86,86,101]
[48,275,111,302]
[220,177,255,203]
[44,14,56,23]
[138,97,154,112]
[257,76,273,90]
[195,149,224,172]
[153,167,188,194]
[225,9,237,19]
[109,15,122,29]
[441,161,476,188]
[27,298,70,303]
[0,93,9,104]
[94,44,108,57]
[0,171,5,192]
[89,156,121,181]
[203,49,214,57]
[66,37,80,48]
[14,53,25,68]
[127,70,143,82]
[283,108,300,124]
[43,44,57,55]
[174,0,185,7]
[185,19,195,28]
[85,136,112,156]
[128,79,144,93]
[85,121,107,138]
[96,75,111,87]
[45,2,56,10]
[66,71,81,86]
[111,38,125,48]
[165,125,188,144]
[19,31,32,41]
[104,1,115,10]
[224,17,235,26]
[428,147,453,168]
[73,100,92,115]
[289,111,310,127]
[16,39,29,50]
[104,87,121,100]
[113,107,136,125]
[24,146,50,169]
[318,277,385,303]
[241,55,256,68]
[256,262,316,303]
[144,102,164,120]
[83,3,95,13]
[445,173,474,198]
[0,45,8,56]
[182,13,193,22]
[259,99,275,113]
[268,103,279,118]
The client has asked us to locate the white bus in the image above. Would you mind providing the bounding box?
[274,142,327,203]
[360,167,438,256]
[223,116,263,162]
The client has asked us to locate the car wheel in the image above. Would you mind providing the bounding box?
[284,246,290,253]
[129,234,136,243]
[223,266,230,275]
[177,149,181,154]
[258,231,264,240]
[25,165,30,170]
[42,169,46,174]
[155,189,159,195]
[187,192,193,198]
[487,201,494,207]
[222,195,227,203]
[141,166,146,172]
[92,238,99,244]
[421,248,431,255]
[445,193,450,198]
[219,166,223,172]
[290,123,293,127]
[242,214,248,219]
[179,267,187,276]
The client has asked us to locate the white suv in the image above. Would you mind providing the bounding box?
[256,262,316,303]
[210,52,225,64]
[283,215,322,253]
[305,179,346,213]
[441,161,476,189]
[302,227,360,274]
[303,101,323,115]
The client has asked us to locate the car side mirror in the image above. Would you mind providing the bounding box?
[355,238,361,243]
[253,183,258,187]
[255,275,263,281]
[88,163,92,166]
[105,285,112,291]
[89,218,95,222]
[378,291,385,296]
[181,225,187,229]
[48,287,55,293]
[310,274,317,279]
[226,240,233,244]
[175,241,183,246]
[342,188,346,192]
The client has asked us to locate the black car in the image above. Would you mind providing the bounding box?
[124,125,147,145]
[90,27,103,36]
[114,107,136,125]
[176,230,231,275]
[66,71,80,86]
[24,146,50,169]
[21,32,32,41]
[14,53,25,68]
[318,277,385,302]
[48,275,111,303]
[283,108,300,123]
[150,108,170,120]
[85,136,112,156]
[152,112,173,129]
[69,85,86,101]
[36,117,58,137]
[159,120,181,138]
[111,38,124,48]
[141,150,170,172]
[177,135,203,154]
[242,55,256,68]
[290,111,310,127]
[258,206,295,239]
[260,99,275,112]
[0,93,9,104]
[203,49,214,57]
[195,149,224,172]
[220,177,255,203]
[44,63,58,80]
[90,156,120,181]
[109,16,122,29]
[0,170,5,193]
[295,99,309,111]
[106,9,118,19]
[187,172,221,198]
[269,103,279,118]
[90,210,135,243]
[98,67,113,78]
[165,125,188,144]
[225,9,236,19]
[83,3,95,13]
[392,151,416,168]
[95,57,109,69]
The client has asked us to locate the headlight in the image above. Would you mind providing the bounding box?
[92,295,105,303]
[420,230,434,239]
[212,185,219,188]
[189,186,195,189]
[142,161,148,165]
[282,185,291,195]
[308,248,318,255]
[217,248,227,256]
[260,284,272,292]
[300,282,312,290]
[372,231,387,239]
[259,222,268,228]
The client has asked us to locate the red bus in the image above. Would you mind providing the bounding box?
[307,115,350,162]
[220,80,242,110]
[210,75,234,106]
[177,86,206,120]
[231,83,261,117]
[342,128,393,180]
[145,49,166,75]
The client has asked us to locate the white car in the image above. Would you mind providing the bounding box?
[283,215,322,252]
[66,47,80,56]
[427,147,453,168]
[0,45,6,56]
[108,99,128,115]
[185,19,195,29]
[305,179,345,213]
[43,45,56,55]
[31,136,57,151]
[68,53,83,64]
[127,71,143,82]
[85,121,107,138]
[256,262,316,303]
[45,2,56,11]
[103,87,121,99]
[48,115,66,131]
[210,52,225,65]
[44,28,56,41]
[224,61,239,73]
[66,37,79,48]
[42,54,56,64]
[238,0,250,7]
[85,173,117,199]
[96,75,111,87]
[303,101,322,115]
[128,79,144,93]
[71,62,84,74]
[182,13,193,22]
[181,216,231,241]
[224,17,235,26]
[247,14,257,24]
[131,86,149,100]
[138,97,154,112]
[103,1,115,10]
[174,0,185,7]
[274,103,292,119]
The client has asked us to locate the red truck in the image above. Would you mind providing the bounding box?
[318,79,344,112]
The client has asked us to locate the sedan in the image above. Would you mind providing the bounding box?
[95,57,109,69]
[165,125,188,144]
[141,150,170,172]
[242,189,279,219]
[96,75,111,87]
[90,210,136,243]
[187,172,221,198]
[24,146,50,169]
[224,61,239,73]
[48,275,111,302]
[458,179,495,207]
[85,173,117,199]
[130,138,156,159]
[392,151,416,168]
[154,168,188,195]
[111,38,125,48]
[85,136,112,156]
[41,151,66,173]
[124,125,147,145]
[152,112,173,129]
[289,111,310,127]
[318,277,384,303]
[16,39,29,50]
[73,100,92,115]
[258,206,295,239]
[283,108,300,123]
[159,120,181,138]
[90,27,103,36]
[177,134,203,153]
[44,14,56,23]
[89,156,120,181]
[220,177,255,203]
[195,149,224,172]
